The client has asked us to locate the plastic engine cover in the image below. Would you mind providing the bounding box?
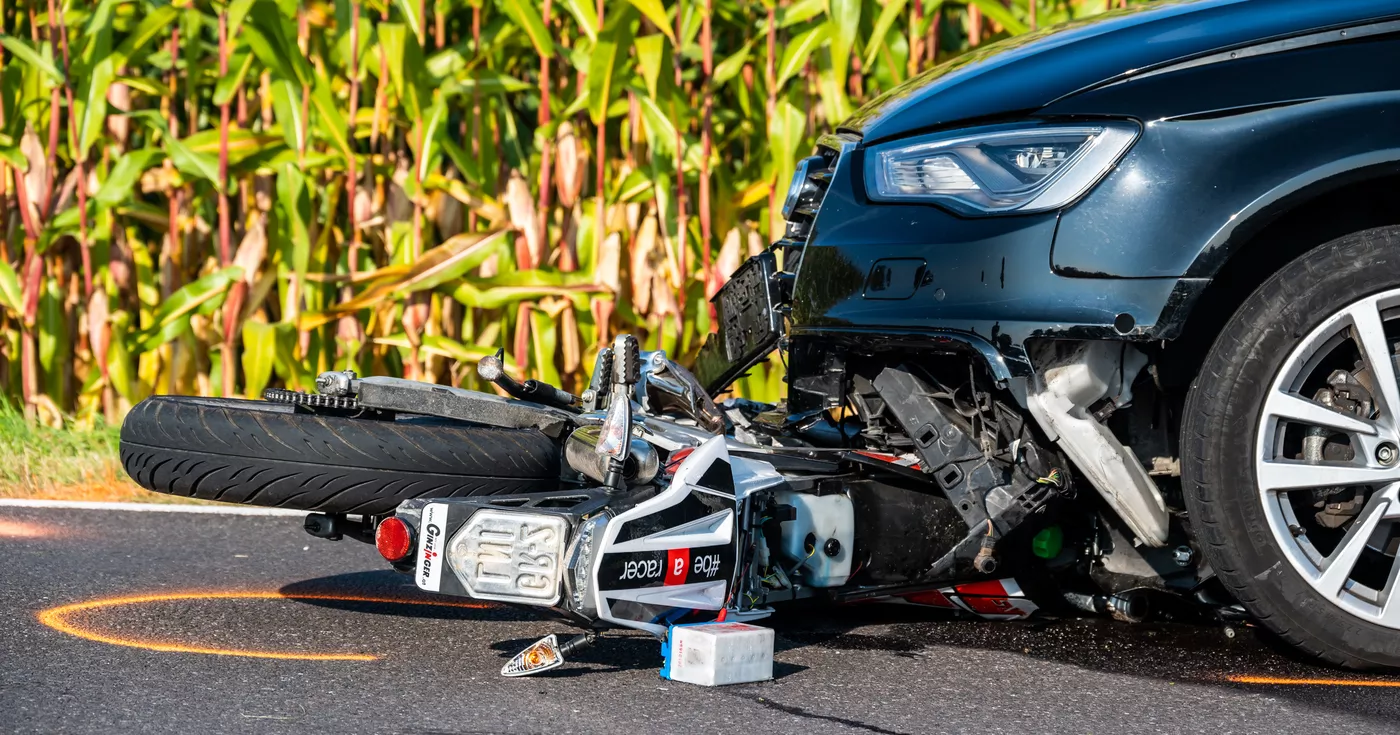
[775,491,854,587]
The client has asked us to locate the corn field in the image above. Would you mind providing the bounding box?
[0,0,1137,426]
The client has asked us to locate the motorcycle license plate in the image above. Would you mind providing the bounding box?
[693,252,782,392]
[417,503,570,606]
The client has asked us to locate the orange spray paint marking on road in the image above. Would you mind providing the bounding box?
[38,590,494,661]
[1229,674,1400,687]
[0,519,53,538]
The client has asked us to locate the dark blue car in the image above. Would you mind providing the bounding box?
[734,0,1400,669]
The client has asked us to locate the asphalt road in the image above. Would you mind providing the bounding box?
[3,505,1399,735]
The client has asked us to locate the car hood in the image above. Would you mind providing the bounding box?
[843,0,1400,144]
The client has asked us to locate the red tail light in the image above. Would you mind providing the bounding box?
[376,517,414,562]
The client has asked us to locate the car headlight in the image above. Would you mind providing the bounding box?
[865,121,1140,215]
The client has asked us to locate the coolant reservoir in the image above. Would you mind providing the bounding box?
[775,491,854,587]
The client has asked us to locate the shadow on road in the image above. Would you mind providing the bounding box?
[274,569,1400,725]
[278,570,539,621]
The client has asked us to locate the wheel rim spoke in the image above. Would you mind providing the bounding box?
[1314,488,1395,596]
[1347,298,1400,429]
[1257,459,1400,493]
[1262,390,1379,436]
[1377,534,1400,627]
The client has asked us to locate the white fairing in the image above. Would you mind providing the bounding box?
[593,436,735,636]
[1025,340,1169,546]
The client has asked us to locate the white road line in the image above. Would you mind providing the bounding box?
[0,499,308,516]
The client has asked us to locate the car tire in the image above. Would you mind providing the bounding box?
[1183,225,1400,669]
[120,395,563,516]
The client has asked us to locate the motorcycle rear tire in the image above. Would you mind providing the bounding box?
[119,395,563,515]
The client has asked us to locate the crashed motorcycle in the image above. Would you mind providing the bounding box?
[128,335,1144,677]
[123,0,1400,673]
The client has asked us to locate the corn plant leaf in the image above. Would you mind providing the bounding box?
[966,0,1027,35]
[392,0,425,41]
[776,25,831,90]
[442,69,532,95]
[529,307,561,385]
[779,0,828,28]
[864,0,909,68]
[39,280,68,401]
[0,35,64,84]
[635,35,669,101]
[422,172,508,224]
[498,0,556,58]
[271,321,314,389]
[299,229,510,329]
[112,5,181,67]
[70,0,118,158]
[587,37,620,127]
[183,127,284,156]
[636,91,678,157]
[268,78,304,151]
[276,163,311,281]
[213,51,255,106]
[586,13,636,126]
[106,311,136,402]
[446,281,597,311]
[0,260,21,316]
[378,23,429,120]
[244,4,313,86]
[769,99,806,213]
[165,134,223,192]
[417,94,448,181]
[310,66,352,158]
[135,266,243,352]
[626,0,675,43]
[0,145,26,170]
[95,148,165,206]
[615,168,656,203]
[114,75,172,98]
[75,57,117,158]
[227,0,257,39]
[76,0,118,66]
[380,23,409,102]
[373,334,518,370]
[559,0,598,42]
[826,0,861,108]
[713,41,752,86]
[562,88,590,119]
[241,320,277,399]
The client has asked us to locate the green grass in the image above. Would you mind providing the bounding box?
[0,405,203,504]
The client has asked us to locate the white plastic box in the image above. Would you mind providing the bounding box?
[775,490,854,587]
[662,623,774,686]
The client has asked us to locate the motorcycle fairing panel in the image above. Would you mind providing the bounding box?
[593,437,744,637]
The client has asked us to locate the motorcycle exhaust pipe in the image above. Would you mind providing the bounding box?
[565,425,660,486]
[1062,589,1151,623]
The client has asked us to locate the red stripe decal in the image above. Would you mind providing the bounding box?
[664,548,690,586]
[953,579,1009,597]
[902,589,956,608]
